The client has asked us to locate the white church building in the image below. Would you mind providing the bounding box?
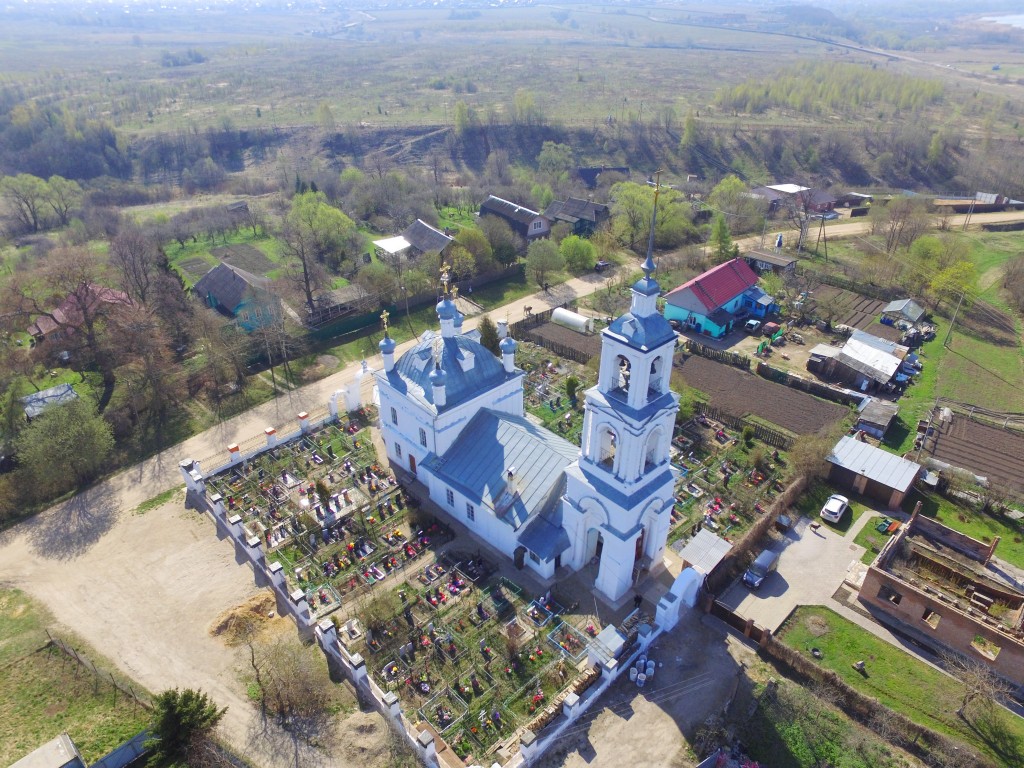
[375,245,680,603]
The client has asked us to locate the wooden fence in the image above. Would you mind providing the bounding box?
[755,361,863,407]
[46,632,148,710]
[683,340,751,370]
[693,402,793,449]
[509,301,596,365]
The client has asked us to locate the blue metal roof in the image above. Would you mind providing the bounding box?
[387,334,510,411]
[423,410,578,527]
[604,312,676,352]
[21,382,78,419]
[519,500,571,562]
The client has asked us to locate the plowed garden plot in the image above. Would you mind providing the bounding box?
[520,322,603,362]
[811,287,901,341]
[677,355,848,435]
[925,415,1024,493]
[212,244,277,276]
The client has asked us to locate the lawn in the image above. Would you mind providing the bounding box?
[794,481,873,534]
[903,488,1024,570]
[851,513,894,564]
[0,589,151,766]
[778,606,1024,766]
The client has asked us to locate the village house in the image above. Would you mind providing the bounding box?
[373,218,453,263]
[807,329,916,393]
[743,249,797,277]
[26,283,132,343]
[20,382,79,421]
[479,195,550,240]
[826,435,922,509]
[662,258,776,338]
[192,262,282,332]
[543,197,610,237]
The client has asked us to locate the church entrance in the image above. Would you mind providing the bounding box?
[409,455,416,475]
[634,527,645,565]
[584,528,604,565]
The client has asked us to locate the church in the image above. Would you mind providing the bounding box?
[374,209,680,603]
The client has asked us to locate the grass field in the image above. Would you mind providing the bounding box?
[779,606,1024,767]
[0,589,151,766]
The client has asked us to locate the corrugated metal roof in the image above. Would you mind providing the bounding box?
[193,262,270,313]
[480,195,540,226]
[827,436,921,492]
[373,235,410,255]
[677,529,732,575]
[836,336,903,383]
[767,183,810,195]
[881,298,925,322]
[664,258,759,312]
[10,733,86,768]
[21,383,78,419]
[424,410,578,524]
[402,219,452,254]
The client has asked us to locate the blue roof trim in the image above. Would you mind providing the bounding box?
[604,313,676,351]
[565,462,674,518]
[586,387,679,424]
[519,503,571,561]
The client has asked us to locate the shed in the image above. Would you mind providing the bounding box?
[550,308,594,334]
[677,529,732,575]
[21,383,78,420]
[882,298,925,324]
[827,436,922,509]
[10,733,87,768]
[743,249,797,276]
[856,398,899,439]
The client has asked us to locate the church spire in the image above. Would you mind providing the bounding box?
[629,170,663,312]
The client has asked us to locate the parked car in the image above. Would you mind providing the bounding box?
[810,211,839,220]
[820,494,850,523]
[743,549,780,590]
[594,260,611,272]
[744,319,762,335]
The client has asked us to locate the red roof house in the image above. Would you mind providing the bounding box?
[27,283,132,341]
[663,258,774,338]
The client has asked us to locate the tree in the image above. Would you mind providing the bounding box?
[930,261,976,310]
[477,315,500,356]
[941,650,1013,719]
[147,688,226,767]
[281,191,358,314]
[109,226,159,305]
[1,173,50,232]
[480,216,523,267]
[525,239,563,287]
[454,227,496,273]
[315,101,336,132]
[710,214,735,263]
[45,175,83,227]
[536,141,575,184]
[610,181,695,252]
[15,398,114,499]
[512,89,543,126]
[247,634,334,741]
[707,175,764,235]
[758,272,785,303]
[560,234,596,274]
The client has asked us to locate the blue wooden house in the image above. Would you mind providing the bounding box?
[192,263,281,331]
[663,258,776,338]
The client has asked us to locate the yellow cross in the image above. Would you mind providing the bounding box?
[380,309,390,332]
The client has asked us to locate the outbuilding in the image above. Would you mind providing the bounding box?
[826,436,922,509]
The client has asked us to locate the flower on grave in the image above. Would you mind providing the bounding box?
[529,705,536,713]
[529,654,535,662]
[505,666,513,675]
[470,727,478,734]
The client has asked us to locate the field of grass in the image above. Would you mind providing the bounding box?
[0,589,151,766]
[778,606,1024,766]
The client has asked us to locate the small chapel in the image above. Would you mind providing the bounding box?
[375,199,680,603]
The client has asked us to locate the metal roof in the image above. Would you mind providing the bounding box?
[664,258,760,312]
[518,498,571,561]
[480,195,541,226]
[401,219,452,254]
[835,336,903,384]
[372,235,410,255]
[193,262,270,313]
[10,733,86,768]
[21,383,78,419]
[827,436,921,492]
[766,183,810,195]
[424,410,578,526]
[744,249,797,268]
[857,398,899,428]
[882,298,925,323]
[605,311,676,352]
[386,334,511,412]
[677,529,732,575]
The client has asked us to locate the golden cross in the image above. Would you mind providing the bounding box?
[440,262,452,295]
[451,284,459,301]
[380,309,390,332]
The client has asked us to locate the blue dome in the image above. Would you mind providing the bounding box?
[454,311,465,328]
[606,312,676,351]
[379,334,396,354]
[631,275,661,297]
[392,335,509,410]
[428,365,447,387]
[500,336,517,353]
[436,298,457,320]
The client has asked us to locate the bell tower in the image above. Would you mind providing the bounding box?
[562,174,680,603]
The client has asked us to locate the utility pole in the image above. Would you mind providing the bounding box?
[943,291,965,348]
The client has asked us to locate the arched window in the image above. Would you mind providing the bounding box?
[615,355,631,394]
[598,425,618,471]
[644,427,663,473]
[648,356,664,398]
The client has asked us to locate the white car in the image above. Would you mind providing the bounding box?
[820,494,849,523]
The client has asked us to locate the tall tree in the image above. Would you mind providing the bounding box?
[525,239,563,287]
[281,191,358,313]
[15,397,114,498]
[44,175,83,227]
[480,216,523,267]
[560,235,596,274]
[707,175,764,235]
[1,173,50,232]
[109,226,159,305]
[710,214,735,263]
[477,315,500,356]
[147,688,226,767]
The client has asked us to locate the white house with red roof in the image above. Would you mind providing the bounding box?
[662,258,776,338]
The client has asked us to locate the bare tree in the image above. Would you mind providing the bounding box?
[941,650,1013,719]
[109,226,159,305]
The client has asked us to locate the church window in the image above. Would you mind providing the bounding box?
[598,426,617,470]
[614,355,630,394]
[648,356,664,398]
[419,428,427,447]
[391,407,398,425]
[446,488,454,507]
[466,502,475,521]
[644,428,662,473]
[394,442,402,458]
[529,551,541,564]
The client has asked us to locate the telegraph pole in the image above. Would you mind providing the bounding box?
[943,291,965,348]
